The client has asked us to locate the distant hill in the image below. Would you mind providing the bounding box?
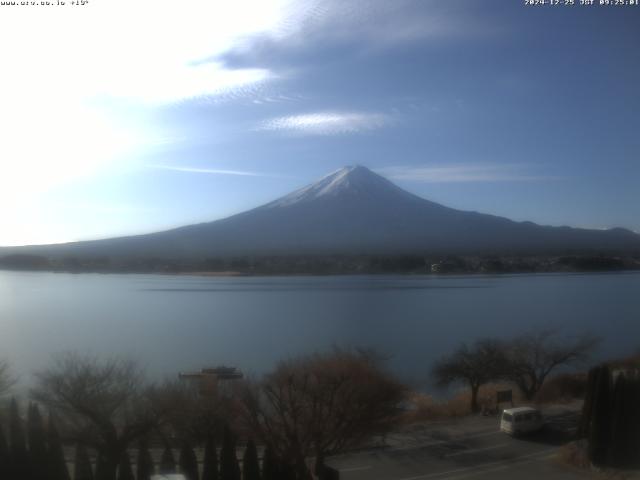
[3,165,640,259]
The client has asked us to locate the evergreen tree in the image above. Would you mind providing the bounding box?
[588,364,612,465]
[117,451,135,480]
[47,414,71,480]
[608,373,630,466]
[609,373,640,468]
[319,464,340,480]
[219,425,240,480]
[9,398,30,480]
[74,444,94,480]
[95,454,110,480]
[578,366,599,438]
[28,403,48,479]
[313,454,325,478]
[629,377,640,468]
[179,440,199,480]
[260,446,278,480]
[242,439,261,480]
[0,424,10,480]
[201,436,219,480]
[160,444,177,474]
[278,457,296,480]
[136,438,154,480]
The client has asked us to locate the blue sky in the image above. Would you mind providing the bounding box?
[1,0,638,245]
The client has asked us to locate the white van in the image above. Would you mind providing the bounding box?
[500,407,543,435]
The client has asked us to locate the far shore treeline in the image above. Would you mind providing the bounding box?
[0,252,639,275]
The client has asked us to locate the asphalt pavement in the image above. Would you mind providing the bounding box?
[327,404,587,480]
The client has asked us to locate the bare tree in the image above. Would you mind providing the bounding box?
[146,379,231,443]
[241,348,407,478]
[432,339,507,413]
[503,329,599,400]
[31,353,160,480]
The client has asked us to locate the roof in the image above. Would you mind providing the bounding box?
[503,407,539,414]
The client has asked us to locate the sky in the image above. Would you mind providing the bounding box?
[1,0,639,246]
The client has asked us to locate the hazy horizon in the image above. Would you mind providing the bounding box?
[3,164,639,248]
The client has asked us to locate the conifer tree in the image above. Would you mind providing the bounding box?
[278,457,296,480]
[47,414,71,480]
[117,451,135,480]
[179,440,199,480]
[242,439,261,480]
[630,377,640,468]
[608,373,630,466]
[160,444,177,474]
[260,446,278,480]
[313,454,325,478]
[0,424,10,480]
[588,364,612,465]
[136,438,154,480]
[609,373,640,468]
[202,436,219,480]
[28,403,48,479]
[578,366,599,438]
[219,425,240,480]
[10,398,30,480]
[95,453,110,480]
[74,444,94,480]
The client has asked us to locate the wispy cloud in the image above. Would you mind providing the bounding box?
[0,1,307,215]
[376,164,560,183]
[0,1,303,106]
[258,111,391,135]
[222,1,501,70]
[149,165,281,178]
[296,0,493,47]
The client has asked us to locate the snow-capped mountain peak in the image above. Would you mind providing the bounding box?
[264,165,413,208]
[6,165,639,258]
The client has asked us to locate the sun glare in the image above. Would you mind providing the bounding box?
[0,0,304,245]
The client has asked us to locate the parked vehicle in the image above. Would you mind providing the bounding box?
[500,407,543,435]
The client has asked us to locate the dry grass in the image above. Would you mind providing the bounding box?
[556,440,640,480]
[402,383,526,422]
[403,376,589,424]
[608,352,640,370]
[403,373,591,424]
[557,440,591,470]
[401,393,465,422]
[535,373,587,405]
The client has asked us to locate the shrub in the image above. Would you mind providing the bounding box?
[535,373,587,404]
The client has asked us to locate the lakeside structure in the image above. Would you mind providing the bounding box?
[179,366,244,396]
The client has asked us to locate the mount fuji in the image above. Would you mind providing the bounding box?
[7,165,640,258]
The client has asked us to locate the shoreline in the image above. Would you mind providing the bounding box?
[1,252,639,277]
[168,270,248,277]
[1,266,639,278]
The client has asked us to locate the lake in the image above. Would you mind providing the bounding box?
[1,270,639,389]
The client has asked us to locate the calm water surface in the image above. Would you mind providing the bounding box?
[1,270,638,387]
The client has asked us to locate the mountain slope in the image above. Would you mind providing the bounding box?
[6,165,640,258]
